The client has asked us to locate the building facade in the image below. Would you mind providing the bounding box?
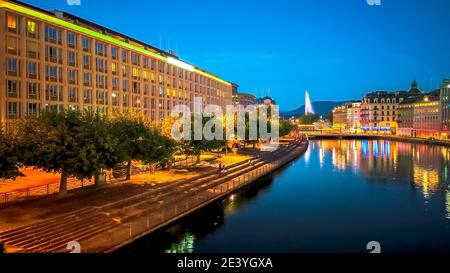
[360,81,422,135]
[332,105,347,129]
[360,91,406,135]
[232,92,256,107]
[397,96,419,137]
[441,79,450,138]
[256,96,276,106]
[413,91,441,139]
[0,0,232,131]
[346,101,361,132]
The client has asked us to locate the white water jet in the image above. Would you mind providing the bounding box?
[305,90,315,115]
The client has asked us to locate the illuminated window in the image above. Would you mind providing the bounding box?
[132,68,139,77]
[7,15,17,30]
[111,63,117,73]
[27,20,36,34]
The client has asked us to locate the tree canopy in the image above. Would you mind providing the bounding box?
[16,110,121,194]
[299,114,321,125]
[110,112,176,179]
[0,131,22,181]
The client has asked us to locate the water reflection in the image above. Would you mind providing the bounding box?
[315,140,449,200]
[117,173,278,254]
[118,140,450,253]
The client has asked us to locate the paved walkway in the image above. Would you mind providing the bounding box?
[0,154,252,205]
[0,140,305,253]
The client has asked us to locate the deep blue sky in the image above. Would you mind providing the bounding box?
[26,0,450,110]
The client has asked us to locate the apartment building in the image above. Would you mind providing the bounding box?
[232,92,256,107]
[360,80,422,135]
[0,0,232,131]
[413,91,441,139]
[332,105,347,129]
[346,101,361,132]
[398,91,441,138]
[441,78,450,138]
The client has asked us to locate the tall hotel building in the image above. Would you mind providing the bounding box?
[0,0,232,131]
[441,78,450,137]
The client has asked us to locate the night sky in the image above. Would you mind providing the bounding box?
[24,0,450,111]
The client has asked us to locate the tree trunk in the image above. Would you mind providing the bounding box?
[59,172,68,196]
[126,160,132,180]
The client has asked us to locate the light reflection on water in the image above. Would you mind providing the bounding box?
[312,140,448,200]
[118,140,450,253]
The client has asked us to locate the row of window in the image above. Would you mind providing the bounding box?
[5,13,228,90]
[3,99,182,120]
[7,56,223,97]
[5,80,194,105]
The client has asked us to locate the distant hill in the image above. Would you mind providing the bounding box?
[281,101,344,118]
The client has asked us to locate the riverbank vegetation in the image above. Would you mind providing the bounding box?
[0,110,294,195]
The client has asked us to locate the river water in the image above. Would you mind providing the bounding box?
[118,139,450,253]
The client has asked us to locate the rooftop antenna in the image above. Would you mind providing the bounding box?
[159,36,162,50]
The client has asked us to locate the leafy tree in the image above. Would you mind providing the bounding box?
[299,113,320,125]
[16,110,120,195]
[279,119,294,137]
[110,112,176,179]
[181,115,226,163]
[79,113,121,186]
[0,131,22,180]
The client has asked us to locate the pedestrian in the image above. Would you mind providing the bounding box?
[221,165,227,173]
[248,159,254,166]
[0,242,4,254]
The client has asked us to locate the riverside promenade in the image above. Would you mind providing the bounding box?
[0,138,308,253]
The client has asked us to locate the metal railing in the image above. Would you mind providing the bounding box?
[82,144,307,253]
[1,177,95,205]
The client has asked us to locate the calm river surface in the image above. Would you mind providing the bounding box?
[119,139,450,253]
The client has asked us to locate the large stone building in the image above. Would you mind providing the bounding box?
[440,78,450,138]
[256,96,276,106]
[397,96,420,137]
[332,105,348,129]
[413,91,441,139]
[360,81,421,135]
[232,92,256,107]
[346,101,361,132]
[398,90,441,138]
[0,0,232,131]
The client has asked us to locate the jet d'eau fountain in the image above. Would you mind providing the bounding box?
[305,90,315,115]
